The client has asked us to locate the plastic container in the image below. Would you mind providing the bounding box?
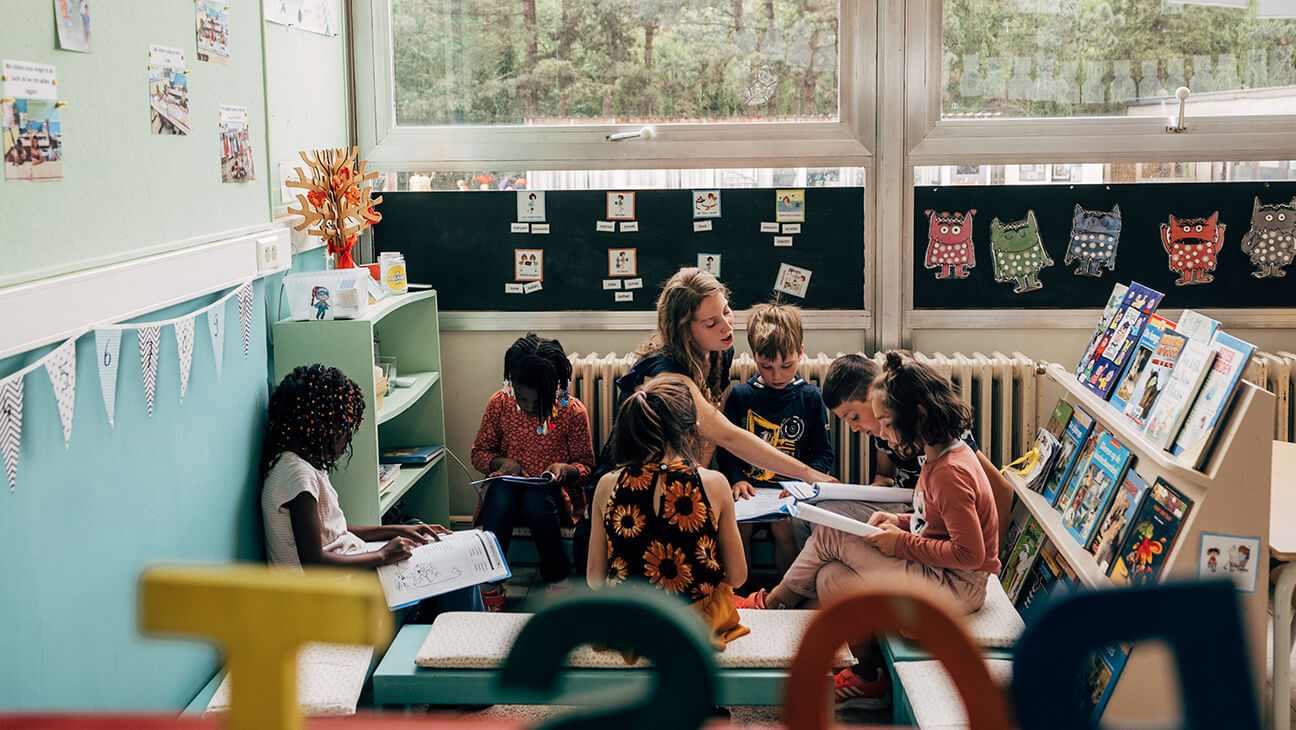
[283,270,370,321]
[379,252,408,294]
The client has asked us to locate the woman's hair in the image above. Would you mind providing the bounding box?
[611,379,700,466]
[260,364,365,478]
[876,351,972,452]
[821,354,881,409]
[503,333,572,424]
[636,267,731,403]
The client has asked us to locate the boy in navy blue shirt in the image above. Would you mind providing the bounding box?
[718,302,834,582]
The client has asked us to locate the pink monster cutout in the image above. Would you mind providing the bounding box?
[1160,212,1224,286]
[924,209,977,279]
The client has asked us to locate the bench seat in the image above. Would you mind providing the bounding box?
[892,659,1013,728]
[198,643,374,718]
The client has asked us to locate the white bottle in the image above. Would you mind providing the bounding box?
[379,252,407,294]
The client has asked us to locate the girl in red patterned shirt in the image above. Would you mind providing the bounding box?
[471,334,595,608]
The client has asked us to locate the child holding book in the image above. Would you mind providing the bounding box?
[259,365,482,619]
[471,334,596,609]
[717,301,834,582]
[587,378,749,647]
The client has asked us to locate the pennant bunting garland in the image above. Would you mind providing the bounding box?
[1,374,22,493]
[45,339,77,448]
[175,317,195,402]
[237,283,253,358]
[208,305,226,381]
[139,326,162,418]
[95,329,122,428]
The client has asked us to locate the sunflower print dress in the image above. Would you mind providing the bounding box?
[603,460,725,601]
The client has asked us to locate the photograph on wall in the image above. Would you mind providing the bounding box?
[607,191,635,220]
[698,253,721,277]
[514,249,543,281]
[608,248,637,277]
[3,99,63,182]
[1019,164,1048,182]
[1197,532,1260,593]
[264,0,339,36]
[219,105,253,183]
[774,262,812,298]
[693,189,721,218]
[195,0,230,65]
[54,0,92,53]
[775,189,805,222]
[517,190,546,221]
[148,45,190,135]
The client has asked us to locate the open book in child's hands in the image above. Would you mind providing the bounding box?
[469,471,557,487]
[367,529,510,610]
[784,502,883,537]
[779,481,915,504]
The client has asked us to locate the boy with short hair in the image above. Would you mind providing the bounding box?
[717,302,834,583]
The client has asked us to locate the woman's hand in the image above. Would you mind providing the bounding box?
[490,457,526,477]
[862,523,905,557]
[867,511,902,529]
[802,466,838,484]
[731,480,756,501]
[377,537,418,564]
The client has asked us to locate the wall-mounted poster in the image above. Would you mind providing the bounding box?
[219,105,253,182]
[607,191,635,220]
[776,189,805,222]
[517,191,545,222]
[265,0,339,36]
[148,45,190,135]
[1197,532,1260,593]
[54,0,92,53]
[514,249,543,281]
[698,253,721,277]
[3,99,63,182]
[609,248,637,277]
[196,0,230,65]
[774,262,812,298]
[693,189,721,218]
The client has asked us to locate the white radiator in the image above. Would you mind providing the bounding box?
[1247,351,1296,443]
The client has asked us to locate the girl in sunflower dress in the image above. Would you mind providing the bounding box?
[587,378,750,648]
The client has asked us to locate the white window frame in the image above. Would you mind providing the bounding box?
[351,0,876,171]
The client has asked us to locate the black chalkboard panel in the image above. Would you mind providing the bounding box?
[913,182,1296,309]
[373,188,864,311]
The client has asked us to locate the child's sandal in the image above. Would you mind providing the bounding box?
[481,586,506,613]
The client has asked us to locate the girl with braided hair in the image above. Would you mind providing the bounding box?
[471,334,595,609]
[260,364,482,618]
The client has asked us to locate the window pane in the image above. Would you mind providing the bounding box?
[915,160,1296,186]
[376,167,866,192]
[391,0,839,127]
[942,0,1296,120]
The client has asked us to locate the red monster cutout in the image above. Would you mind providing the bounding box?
[1160,212,1225,286]
[923,209,976,279]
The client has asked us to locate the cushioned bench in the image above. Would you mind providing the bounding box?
[372,609,853,708]
[880,574,1021,665]
[189,643,375,718]
[892,658,1014,727]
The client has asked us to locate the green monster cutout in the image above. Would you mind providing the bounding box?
[989,209,1054,294]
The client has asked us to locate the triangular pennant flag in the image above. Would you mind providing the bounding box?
[237,282,253,358]
[45,339,77,448]
[208,304,226,381]
[95,329,122,427]
[175,317,195,402]
[1,374,23,493]
[138,326,161,418]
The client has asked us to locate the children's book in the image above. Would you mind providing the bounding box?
[1060,432,1133,547]
[1009,428,1061,493]
[1074,282,1129,378]
[1171,331,1256,469]
[378,463,402,493]
[1015,541,1064,614]
[782,502,883,537]
[1108,478,1192,587]
[469,471,557,487]
[1044,398,1074,439]
[780,481,915,504]
[1142,335,1217,450]
[1081,643,1132,723]
[367,529,510,610]
[734,486,796,523]
[1001,516,1045,602]
[1078,281,1164,399]
[1121,329,1189,428]
[1087,468,1149,573]
[1109,314,1173,414]
[1042,406,1095,505]
[380,445,444,464]
[1052,425,1104,514]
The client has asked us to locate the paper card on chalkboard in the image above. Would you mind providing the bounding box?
[775,263,812,298]
[698,254,721,277]
[776,190,806,222]
[609,249,637,277]
[517,191,545,221]
[693,189,721,218]
[774,236,793,247]
[625,278,643,290]
[504,283,524,294]
[783,223,802,234]
[620,221,639,232]
[694,220,713,232]
[596,221,615,232]
[602,279,622,290]
[510,223,529,233]
[531,224,550,234]
[514,249,543,281]
[614,291,633,302]
[607,192,635,220]
[524,281,542,293]
[760,222,779,233]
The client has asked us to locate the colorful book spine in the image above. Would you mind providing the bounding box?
[1087,468,1150,574]
[1171,332,1256,469]
[1079,281,1165,399]
[1108,478,1192,587]
[1142,336,1217,450]
[1001,517,1045,602]
[1075,283,1130,378]
[1109,314,1172,414]
[1122,329,1189,428]
[1042,406,1094,505]
[1060,432,1133,547]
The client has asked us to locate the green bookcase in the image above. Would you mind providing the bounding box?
[271,290,448,526]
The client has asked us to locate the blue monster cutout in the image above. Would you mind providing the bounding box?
[1065,204,1122,277]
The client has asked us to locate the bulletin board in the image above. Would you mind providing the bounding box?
[913,181,1296,309]
[372,188,865,311]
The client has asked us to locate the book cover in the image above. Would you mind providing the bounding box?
[379,445,444,464]
[1088,468,1150,573]
[1109,314,1172,414]
[1108,478,1193,587]
[370,529,511,610]
[1045,398,1074,439]
[1001,516,1045,602]
[1079,281,1164,399]
[1060,432,1133,547]
[1081,643,1132,723]
[1122,329,1190,428]
[1042,406,1095,505]
[1171,331,1256,469]
[1012,428,1061,492]
[1052,425,1104,512]
[1015,541,1063,613]
[1172,309,1220,344]
[1074,282,1130,378]
[1142,336,1217,449]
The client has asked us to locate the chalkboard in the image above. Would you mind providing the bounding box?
[373,188,865,311]
[913,182,1296,309]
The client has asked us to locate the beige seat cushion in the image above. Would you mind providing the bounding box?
[414,609,853,670]
[964,574,1024,648]
[894,658,1013,729]
[204,643,372,718]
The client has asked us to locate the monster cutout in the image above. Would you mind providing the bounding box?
[989,210,1053,293]
[923,209,976,279]
[1160,212,1225,286]
[1065,204,1122,277]
[1239,196,1296,279]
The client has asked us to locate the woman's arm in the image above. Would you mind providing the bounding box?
[585,473,616,588]
[285,493,417,568]
[701,468,747,589]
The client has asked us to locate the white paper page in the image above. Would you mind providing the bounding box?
[787,503,883,537]
[370,529,509,609]
[733,488,795,522]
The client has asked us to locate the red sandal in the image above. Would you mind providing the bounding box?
[481,586,506,612]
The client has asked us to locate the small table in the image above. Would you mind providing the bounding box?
[1270,441,1296,730]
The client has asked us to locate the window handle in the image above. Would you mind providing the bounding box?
[1167,87,1190,133]
[606,126,656,142]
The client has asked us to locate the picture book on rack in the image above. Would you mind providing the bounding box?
[1122,329,1189,428]
[1080,642,1132,723]
[1053,426,1104,513]
[1001,516,1045,602]
[1078,281,1164,399]
[1074,282,1129,379]
[1142,332,1217,450]
[1171,331,1256,469]
[1010,428,1061,492]
[1109,314,1172,414]
[1088,468,1150,573]
[1108,478,1192,587]
[1060,432,1133,548]
[1042,406,1095,505]
[1044,398,1074,439]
